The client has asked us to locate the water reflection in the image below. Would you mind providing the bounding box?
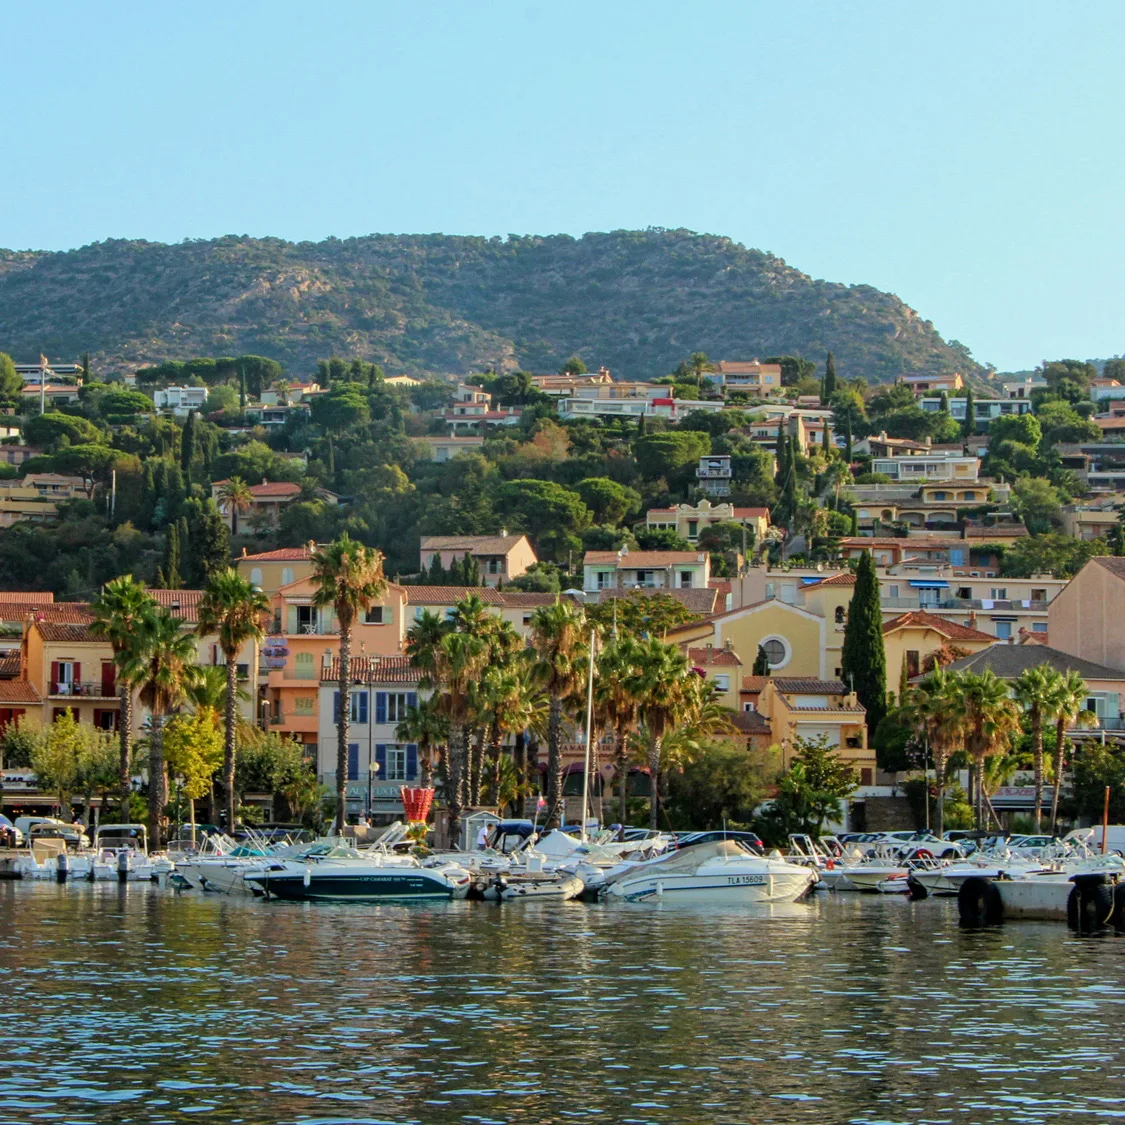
[0,882,1122,1124]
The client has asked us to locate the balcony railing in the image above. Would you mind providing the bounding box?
[50,681,117,698]
[696,468,733,478]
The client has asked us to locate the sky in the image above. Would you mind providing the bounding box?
[1,1,1122,371]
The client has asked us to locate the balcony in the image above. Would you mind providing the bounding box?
[696,467,733,479]
[50,681,117,698]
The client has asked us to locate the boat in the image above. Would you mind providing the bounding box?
[478,852,584,901]
[243,841,472,901]
[91,824,174,881]
[600,839,816,904]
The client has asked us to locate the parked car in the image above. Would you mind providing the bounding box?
[676,830,763,851]
[0,813,20,847]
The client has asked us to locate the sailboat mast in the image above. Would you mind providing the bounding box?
[579,627,597,842]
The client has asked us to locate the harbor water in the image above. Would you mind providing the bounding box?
[1,881,1123,1124]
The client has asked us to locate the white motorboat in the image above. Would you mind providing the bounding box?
[244,842,472,901]
[91,824,173,881]
[601,840,816,904]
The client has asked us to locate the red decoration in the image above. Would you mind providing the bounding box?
[400,787,435,823]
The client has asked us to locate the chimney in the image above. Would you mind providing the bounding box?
[241,546,248,558]
[705,642,713,661]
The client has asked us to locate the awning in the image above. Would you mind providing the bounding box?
[909,580,950,589]
[800,577,822,585]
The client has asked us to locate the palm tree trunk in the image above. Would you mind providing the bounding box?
[934,745,946,838]
[335,626,351,835]
[118,681,132,821]
[223,650,238,833]
[1031,709,1044,833]
[487,721,502,807]
[546,697,564,827]
[149,711,166,850]
[419,739,433,789]
[647,735,662,831]
[447,723,466,845]
[616,724,629,831]
[470,728,484,806]
[1050,721,1066,834]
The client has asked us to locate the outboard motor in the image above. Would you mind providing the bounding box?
[55,851,70,884]
[117,850,130,883]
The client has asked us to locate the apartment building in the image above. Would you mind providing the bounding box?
[708,359,784,396]
[582,549,711,594]
[419,534,537,587]
[645,499,770,544]
[153,386,207,416]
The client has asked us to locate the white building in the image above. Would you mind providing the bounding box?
[153,386,208,416]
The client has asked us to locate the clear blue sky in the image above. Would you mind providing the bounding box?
[1,1,1122,371]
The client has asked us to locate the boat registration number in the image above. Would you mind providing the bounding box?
[727,875,767,886]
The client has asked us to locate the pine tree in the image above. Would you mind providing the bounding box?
[850,510,858,536]
[841,551,887,734]
[186,499,231,585]
[752,644,771,676]
[962,385,975,438]
[823,351,837,400]
[180,411,196,482]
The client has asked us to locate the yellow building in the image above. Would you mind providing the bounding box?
[686,644,744,710]
[881,611,995,700]
[645,500,770,545]
[236,546,316,599]
[21,618,120,731]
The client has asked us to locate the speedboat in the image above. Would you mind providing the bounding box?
[600,840,816,904]
[244,842,471,901]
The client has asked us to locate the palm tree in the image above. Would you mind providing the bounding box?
[119,609,199,849]
[310,534,387,835]
[1045,670,1095,834]
[1014,664,1061,832]
[960,670,1022,829]
[218,477,254,536]
[690,351,713,395]
[595,634,643,829]
[626,638,693,829]
[394,696,447,789]
[530,599,588,828]
[89,576,158,820]
[197,568,269,833]
[465,613,521,803]
[907,668,965,836]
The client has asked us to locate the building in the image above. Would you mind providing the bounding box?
[708,360,784,395]
[419,534,537,587]
[556,396,726,422]
[20,384,82,407]
[1060,498,1122,541]
[153,386,207,416]
[212,482,337,532]
[237,545,316,598]
[20,617,120,731]
[881,611,995,697]
[1048,557,1125,674]
[0,445,42,467]
[16,363,82,384]
[413,435,485,462]
[918,396,1033,425]
[383,374,423,388]
[531,368,614,397]
[317,655,425,822]
[645,500,770,545]
[899,373,964,394]
[582,549,710,594]
[1055,443,1125,492]
[686,644,743,709]
[696,454,733,497]
[0,474,87,527]
[869,451,981,483]
[243,403,310,428]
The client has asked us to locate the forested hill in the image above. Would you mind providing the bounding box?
[0,229,981,382]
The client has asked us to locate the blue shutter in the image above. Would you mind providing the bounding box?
[950,549,964,566]
[375,743,387,779]
[407,691,418,711]
[352,691,368,724]
[347,743,359,781]
[375,692,387,724]
[406,743,418,780]
[333,691,340,723]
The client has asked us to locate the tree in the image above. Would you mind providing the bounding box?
[960,670,1022,829]
[0,352,21,397]
[25,412,102,448]
[162,707,224,832]
[822,352,837,403]
[52,443,121,500]
[395,696,448,790]
[120,609,200,849]
[689,351,713,394]
[218,477,254,536]
[1000,533,1109,579]
[158,522,182,590]
[756,736,858,842]
[184,498,231,585]
[575,477,640,525]
[585,592,700,637]
[197,568,269,832]
[499,480,591,551]
[310,535,387,834]
[633,431,711,480]
[961,385,975,437]
[752,644,771,676]
[626,638,693,829]
[1011,477,1062,534]
[180,411,197,480]
[664,740,772,829]
[531,599,588,827]
[840,551,886,733]
[594,634,643,828]
[89,576,159,820]
[1045,670,1095,833]
[1064,742,1125,827]
[1036,398,1100,446]
[560,356,588,375]
[1014,664,1062,832]
[310,382,371,438]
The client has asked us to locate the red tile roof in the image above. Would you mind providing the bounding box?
[688,646,742,666]
[20,603,94,625]
[741,676,849,694]
[963,525,1029,539]
[498,592,561,607]
[809,572,856,587]
[403,586,505,605]
[0,680,40,703]
[238,547,315,562]
[0,651,20,677]
[249,482,302,498]
[584,551,706,566]
[882,610,994,642]
[322,655,419,684]
[145,589,205,623]
[597,587,717,615]
[0,592,54,604]
[732,710,771,735]
[33,622,99,642]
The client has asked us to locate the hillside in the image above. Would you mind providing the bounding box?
[0,229,981,382]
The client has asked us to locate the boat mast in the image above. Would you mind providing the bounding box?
[579,627,597,842]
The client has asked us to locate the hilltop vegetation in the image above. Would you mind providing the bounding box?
[0,230,980,382]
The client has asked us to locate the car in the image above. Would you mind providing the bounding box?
[676,830,763,851]
[0,813,19,847]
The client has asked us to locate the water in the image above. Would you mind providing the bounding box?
[1,883,1123,1125]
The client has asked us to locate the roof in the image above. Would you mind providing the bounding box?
[809,572,856,588]
[497,592,560,608]
[732,507,771,519]
[402,585,505,606]
[21,603,93,625]
[238,547,314,562]
[0,651,20,677]
[597,587,718,615]
[741,676,848,694]
[584,551,706,567]
[249,482,302,498]
[420,535,529,555]
[963,525,1029,539]
[839,537,956,550]
[688,646,742,666]
[32,621,99,643]
[145,589,204,623]
[940,643,1125,682]
[1094,557,1125,581]
[732,710,771,735]
[322,655,419,684]
[0,592,54,604]
[0,680,40,704]
[882,611,995,643]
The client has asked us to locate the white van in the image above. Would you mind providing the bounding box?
[14,816,66,844]
[1065,825,1125,855]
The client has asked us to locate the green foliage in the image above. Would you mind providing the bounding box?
[1035,398,1100,446]
[999,533,1110,578]
[634,527,691,551]
[1011,477,1062,533]
[24,412,102,449]
[575,477,640,524]
[753,736,859,843]
[664,741,773,829]
[841,551,887,733]
[136,355,282,396]
[633,431,711,480]
[506,562,562,593]
[752,645,770,677]
[1063,741,1125,825]
[309,381,371,434]
[0,352,21,397]
[499,479,591,554]
[560,356,588,375]
[585,591,700,636]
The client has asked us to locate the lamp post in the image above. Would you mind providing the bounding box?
[260,698,270,731]
[367,759,380,824]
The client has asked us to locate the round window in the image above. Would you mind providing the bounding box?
[762,638,786,667]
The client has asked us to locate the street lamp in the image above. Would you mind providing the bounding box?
[260,698,270,731]
[367,759,380,824]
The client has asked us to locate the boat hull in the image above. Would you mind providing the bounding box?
[607,867,813,904]
[995,876,1073,920]
[250,870,456,901]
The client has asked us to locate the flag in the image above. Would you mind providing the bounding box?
[536,796,546,810]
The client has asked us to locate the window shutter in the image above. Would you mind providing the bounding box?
[406,743,418,780]
[375,744,387,777]
[287,607,297,634]
[333,691,340,723]
[347,743,359,781]
[383,604,392,624]
[74,662,81,684]
[51,661,59,690]
[375,692,387,724]
[407,691,418,710]
[356,691,368,724]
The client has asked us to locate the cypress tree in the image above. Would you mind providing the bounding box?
[239,365,247,411]
[821,423,830,455]
[81,351,90,382]
[844,414,853,463]
[899,652,909,700]
[752,644,771,676]
[824,351,837,400]
[938,390,949,414]
[428,554,444,584]
[850,510,858,536]
[159,523,182,590]
[775,423,787,483]
[180,411,196,481]
[840,551,887,734]
[186,498,231,585]
[961,385,975,438]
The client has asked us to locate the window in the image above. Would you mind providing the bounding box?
[1032,622,1048,633]
[294,696,315,715]
[596,570,613,590]
[347,743,359,781]
[385,692,411,722]
[761,638,787,668]
[635,570,654,586]
[488,558,501,574]
[932,491,948,501]
[995,621,1013,640]
[887,585,899,598]
[250,568,263,587]
[281,567,294,585]
[713,674,730,692]
[680,570,693,588]
[364,606,385,625]
[960,492,975,501]
[333,692,368,723]
[906,650,920,678]
[384,746,407,781]
[1031,589,1047,602]
[296,605,318,633]
[687,520,698,538]
[522,614,533,627]
[743,702,755,712]
[957,587,972,599]
[834,606,845,624]
[860,768,873,786]
[990,588,1007,601]
[293,652,314,680]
